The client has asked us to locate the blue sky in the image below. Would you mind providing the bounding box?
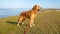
[0,0,60,8]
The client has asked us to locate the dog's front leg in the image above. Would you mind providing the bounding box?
[32,19,35,26]
[29,18,33,27]
[29,15,35,27]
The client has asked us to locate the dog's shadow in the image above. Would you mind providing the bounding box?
[6,21,24,25]
[7,21,17,25]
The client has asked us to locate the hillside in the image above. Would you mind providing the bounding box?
[0,10,60,34]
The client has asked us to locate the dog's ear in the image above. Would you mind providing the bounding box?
[33,5,37,9]
[34,5,37,7]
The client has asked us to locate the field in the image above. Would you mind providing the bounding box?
[0,9,60,34]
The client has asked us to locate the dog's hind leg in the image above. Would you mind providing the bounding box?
[17,16,24,26]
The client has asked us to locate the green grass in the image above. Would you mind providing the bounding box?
[0,10,60,34]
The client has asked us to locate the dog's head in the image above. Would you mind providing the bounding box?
[33,5,42,11]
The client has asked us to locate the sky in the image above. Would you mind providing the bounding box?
[0,0,60,9]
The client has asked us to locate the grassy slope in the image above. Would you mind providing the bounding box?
[0,10,60,34]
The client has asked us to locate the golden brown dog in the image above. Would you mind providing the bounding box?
[17,5,41,27]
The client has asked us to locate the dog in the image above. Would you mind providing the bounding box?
[17,5,41,27]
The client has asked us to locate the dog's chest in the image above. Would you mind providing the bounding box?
[31,14,36,18]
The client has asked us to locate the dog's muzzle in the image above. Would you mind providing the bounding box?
[38,9,40,11]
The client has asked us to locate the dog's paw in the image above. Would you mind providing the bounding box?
[33,24,35,26]
[17,24,19,26]
[30,25,33,27]
[22,23,24,25]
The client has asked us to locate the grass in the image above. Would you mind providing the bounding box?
[0,10,60,34]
